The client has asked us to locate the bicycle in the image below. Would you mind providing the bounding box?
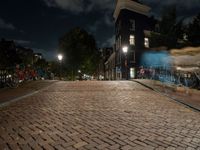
[5,73,20,89]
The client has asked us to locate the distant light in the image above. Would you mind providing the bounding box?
[78,70,81,73]
[176,67,182,70]
[58,54,63,61]
[144,38,149,48]
[122,46,128,53]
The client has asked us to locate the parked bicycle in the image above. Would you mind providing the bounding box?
[5,73,20,88]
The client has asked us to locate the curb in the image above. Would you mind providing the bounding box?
[132,80,200,112]
[0,81,58,108]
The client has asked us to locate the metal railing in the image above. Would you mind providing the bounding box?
[138,66,200,90]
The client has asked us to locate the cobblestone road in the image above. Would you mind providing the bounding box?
[0,81,200,150]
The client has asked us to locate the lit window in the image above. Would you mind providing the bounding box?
[129,35,135,45]
[130,19,135,31]
[144,38,149,48]
[130,68,135,78]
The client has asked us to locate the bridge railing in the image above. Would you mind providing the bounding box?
[138,66,200,90]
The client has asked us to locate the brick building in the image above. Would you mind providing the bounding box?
[113,0,156,79]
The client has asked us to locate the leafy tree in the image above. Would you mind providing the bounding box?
[0,39,21,68]
[187,13,200,46]
[58,27,99,78]
[150,6,186,49]
[34,58,48,69]
[159,6,177,35]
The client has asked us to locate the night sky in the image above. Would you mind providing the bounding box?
[0,0,199,60]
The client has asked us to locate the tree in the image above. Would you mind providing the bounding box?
[34,58,48,68]
[58,27,99,79]
[187,13,200,46]
[150,6,186,49]
[0,39,21,68]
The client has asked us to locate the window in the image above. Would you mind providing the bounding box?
[130,68,135,78]
[130,19,135,31]
[129,35,135,45]
[144,38,149,48]
[129,51,135,63]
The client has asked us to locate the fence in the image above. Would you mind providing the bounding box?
[138,66,200,90]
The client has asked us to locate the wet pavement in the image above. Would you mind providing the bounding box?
[0,81,200,150]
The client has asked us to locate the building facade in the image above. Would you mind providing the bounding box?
[98,47,113,80]
[105,52,116,80]
[113,0,156,79]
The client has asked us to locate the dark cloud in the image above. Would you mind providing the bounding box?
[101,35,115,47]
[14,40,31,45]
[42,0,114,13]
[0,18,16,30]
[43,0,84,13]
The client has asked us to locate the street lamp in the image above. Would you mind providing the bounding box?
[122,46,128,80]
[58,54,63,62]
[78,70,82,80]
[57,54,63,80]
[122,46,128,54]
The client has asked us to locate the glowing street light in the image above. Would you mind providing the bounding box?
[57,54,63,61]
[122,46,128,80]
[57,54,63,80]
[122,46,128,54]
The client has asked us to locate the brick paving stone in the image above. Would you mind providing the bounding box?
[0,81,200,149]
[197,147,200,150]
[41,144,55,150]
[96,143,110,149]
[128,135,137,141]
[131,145,143,150]
[143,139,159,148]
[133,140,148,147]
[73,141,88,149]
[155,146,166,150]
[61,140,76,148]
[101,137,116,145]
[186,147,196,150]
[120,145,133,150]
[142,145,155,150]
[108,144,120,149]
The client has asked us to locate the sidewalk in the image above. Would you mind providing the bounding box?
[0,80,57,105]
[133,79,200,111]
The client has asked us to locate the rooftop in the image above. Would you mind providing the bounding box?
[113,0,151,21]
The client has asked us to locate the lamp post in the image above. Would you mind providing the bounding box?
[57,54,63,80]
[78,70,82,80]
[122,46,128,80]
